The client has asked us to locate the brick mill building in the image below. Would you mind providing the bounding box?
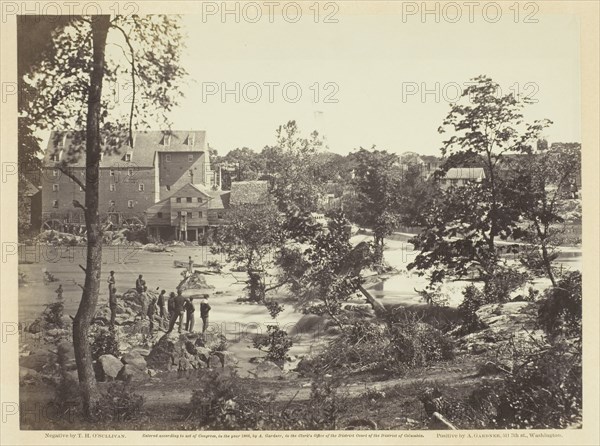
[41,130,217,233]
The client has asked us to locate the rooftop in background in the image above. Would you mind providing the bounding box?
[443,167,486,180]
[43,130,208,168]
[229,180,270,206]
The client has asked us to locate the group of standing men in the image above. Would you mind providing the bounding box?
[106,270,211,336]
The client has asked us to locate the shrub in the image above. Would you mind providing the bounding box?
[190,370,266,429]
[483,268,530,303]
[456,285,487,334]
[91,327,120,361]
[253,325,293,367]
[43,301,65,328]
[538,271,581,339]
[93,383,144,422]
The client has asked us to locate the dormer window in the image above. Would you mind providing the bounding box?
[161,134,171,146]
[186,133,195,146]
[125,153,132,162]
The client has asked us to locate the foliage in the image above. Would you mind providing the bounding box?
[298,313,454,378]
[457,285,487,334]
[538,271,582,340]
[43,301,65,328]
[91,327,120,361]
[508,143,581,285]
[278,211,374,326]
[346,148,403,249]
[92,383,144,422]
[410,75,552,286]
[252,325,293,367]
[189,370,267,430]
[262,121,326,214]
[397,163,440,227]
[214,202,284,304]
[482,267,530,304]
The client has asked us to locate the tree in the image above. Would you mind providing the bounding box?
[398,163,440,227]
[346,148,403,262]
[277,211,377,328]
[261,121,325,214]
[214,203,285,309]
[20,15,186,417]
[409,75,551,285]
[509,143,581,286]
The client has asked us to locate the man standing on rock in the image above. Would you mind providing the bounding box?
[108,285,118,328]
[200,295,211,336]
[107,270,116,295]
[166,290,189,334]
[147,294,158,334]
[157,289,167,326]
[188,256,194,275]
[185,297,196,332]
[136,274,146,294]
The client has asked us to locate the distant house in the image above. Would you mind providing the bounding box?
[439,167,486,190]
[399,151,443,180]
[145,183,229,242]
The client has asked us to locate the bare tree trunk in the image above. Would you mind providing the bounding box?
[73,15,110,419]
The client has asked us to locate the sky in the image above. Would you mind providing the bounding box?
[160,6,581,157]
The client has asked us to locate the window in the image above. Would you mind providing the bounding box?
[109,184,116,192]
[163,135,171,146]
[125,153,132,162]
[165,154,171,162]
[127,168,133,176]
[138,183,145,192]
[110,169,115,176]
[79,186,83,192]
[188,154,194,162]
[109,200,115,208]
[198,211,203,218]
[166,185,171,191]
[186,197,192,203]
[157,212,163,218]
[217,212,224,219]
[52,200,59,208]
[176,197,181,203]
[52,184,59,192]
[127,200,134,208]
[52,169,58,177]
[197,197,203,203]
[50,154,58,162]
[187,212,192,218]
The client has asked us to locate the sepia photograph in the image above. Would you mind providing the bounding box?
[1,1,599,444]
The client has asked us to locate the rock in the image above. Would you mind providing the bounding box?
[195,347,212,363]
[147,331,207,371]
[130,348,150,357]
[57,341,77,371]
[97,354,123,381]
[208,355,222,369]
[121,351,147,371]
[212,351,238,368]
[253,361,284,378]
[20,350,57,372]
[19,367,40,385]
[178,357,192,372]
[117,364,149,383]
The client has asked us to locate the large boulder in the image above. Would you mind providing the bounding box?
[117,364,149,383]
[19,367,41,385]
[20,350,57,373]
[93,289,158,326]
[57,341,77,371]
[146,331,208,371]
[178,271,214,294]
[212,351,239,368]
[253,361,284,378]
[121,351,147,371]
[97,354,123,381]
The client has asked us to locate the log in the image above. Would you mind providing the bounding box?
[431,412,457,430]
[358,284,387,316]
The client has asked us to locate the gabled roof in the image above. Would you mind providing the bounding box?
[444,167,486,180]
[22,178,40,197]
[43,130,207,168]
[229,180,270,205]
[145,182,229,213]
